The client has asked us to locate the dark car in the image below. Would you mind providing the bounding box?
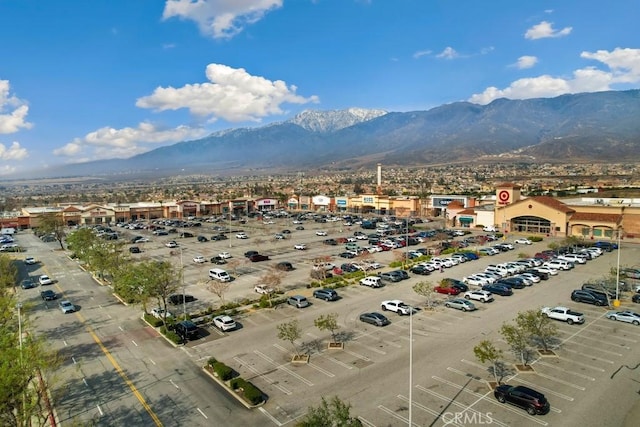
[313,288,339,301]
[571,289,608,306]
[168,294,195,305]
[461,252,479,261]
[498,277,526,289]
[633,293,640,304]
[275,261,294,271]
[339,252,356,259]
[378,272,402,282]
[442,278,468,292]
[295,226,305,230]
[197,235,208,242]
[281,229,291,234]
[129,246,141,253]
[494,384,550,415]
[179,232,194,238]
[410,265,432,275]
[340,263,360,273]
[21,279,37,289]
[482,284,513,296]
[174,320,199,341]
[389,270,410,280]
[244,250,259,258]
[211,234,228,241]
[581,283,616,299]
[323,239,338,246]
[210,256,227,265]
[40,289,57,301]
[359,312,390,327]
[249,254,270,262]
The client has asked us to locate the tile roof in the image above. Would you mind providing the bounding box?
[528,196,575,213]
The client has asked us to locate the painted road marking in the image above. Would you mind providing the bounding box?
[259,407,283,426]
[254,350,314,387]
[234,356,292,395]
[377,405,421,427]
[561,347,616,364]
[169,379,180,389]
[511,377,574,401]
[308,362,335,378]
[326,357,354,370]
[196,408,208,419]
[535,361,595,381]
[396,394,464,427]
[343,349,372,362]
[532,371,586,390]
[556,355,606,371]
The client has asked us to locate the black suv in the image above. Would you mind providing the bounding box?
[571,289,608,306]
[312,288,339,301]
[168,294,195,305]
[197,235,208,242]
[129,246,141,253]
[174,320,199,341]
[494,384,550,415]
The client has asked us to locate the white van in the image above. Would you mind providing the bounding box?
[209,268,231,282]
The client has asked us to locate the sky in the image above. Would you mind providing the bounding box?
[0,0,638,177]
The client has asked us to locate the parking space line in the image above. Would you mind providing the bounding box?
[532,371,586,390]
[233,356,292,395]
[343,349,372,361]
[561,339,623,357]
[326,357,353,370]
[556,354,606,371]
[405,388,510,427]
[377,405,421,427]
[396,394,465,427]
[356,416,377,427]
[308,362,335,377]
[258,407,283,426]
[535,361,595,381]
[355,341,390,354]
[427,379,554,423]
[510,377,574,401]
[556,329,632,350]
[254,350,314,386]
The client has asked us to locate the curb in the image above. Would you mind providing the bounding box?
[201,367,263,409]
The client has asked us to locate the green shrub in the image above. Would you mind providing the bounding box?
[207,357,217,367]
[242,381,264,405]
[213,362,234,381]
[229,377,246,390]
[165,330,182,344]
[529,236,544,242]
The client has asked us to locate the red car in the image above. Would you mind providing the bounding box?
[434,286,461,295]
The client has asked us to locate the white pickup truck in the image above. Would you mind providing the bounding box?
[541,306,585,325]
[381,300,412,315]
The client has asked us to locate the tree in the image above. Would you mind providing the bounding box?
[277,319,302,357]
[38,212,66,250]
[412,280,436,309]
[208,280,231,304]
[149,261,181,324]
[65,228,97,259]
[314,313,340,343]
[112,261,157,312]
[297,396,362,427]
[515,309,558,353]
[260,266,284,292]
[0,254,18,290]
[226,258,241,276]
[473,340,504,383]
[500,322,531,366]
[393,249,407,269]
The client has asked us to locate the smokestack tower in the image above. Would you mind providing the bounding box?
[376,163,382,195]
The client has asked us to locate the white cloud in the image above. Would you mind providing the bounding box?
[53,122,208,160]
[469,47,640,104]
[514,55,538,69]
[136,63,319,122]
[413,50,432,59]
[0,164,16,176]
[436,47,459,59]
[0,80,33,134]
[524,21,572,40]
[0,141,28,160]
[163,0,282,40]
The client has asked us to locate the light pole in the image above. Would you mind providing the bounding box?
[409,304,413,426]
[614,228,622,306]
[17,302,23,350]
[180,247,186,319]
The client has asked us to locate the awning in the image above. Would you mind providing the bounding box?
[459,217,474,223]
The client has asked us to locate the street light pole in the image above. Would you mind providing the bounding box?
[615,228,621,304]
[17,302,23,350]
[180,247,186,319]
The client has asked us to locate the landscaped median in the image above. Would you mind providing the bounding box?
[202,357,266,408]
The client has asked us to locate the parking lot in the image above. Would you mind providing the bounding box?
[11,219,640,426]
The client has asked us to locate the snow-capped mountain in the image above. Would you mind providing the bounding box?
[287,108,388,132]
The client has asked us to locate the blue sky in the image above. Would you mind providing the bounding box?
[1,0,638,176]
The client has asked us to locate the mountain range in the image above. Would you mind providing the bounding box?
[37,89,640,178]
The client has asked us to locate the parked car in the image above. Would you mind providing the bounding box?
[168,294,195,305]
[21,279,37,289]
[482,284,513,296]
[249,254,270,262]
[287,295,310,308]
[24,257,37,265]
[359,312,390,327]
[210,256,227,264]
[235,232,248,239]
[494,384,550,415]
[254,284,274,295]
[129,246,141,253]
[175,320,199,341]
[571,289,608,306]
[445,298,476,311]
[165,241,178,248]
[59,300,76,314]
[193,255,206,263]
[378,272,402,283]
[434,285,460,295]
[315,230,328,236]
[633,294,640,304]
[339,252,356,258]
[605,311,640,325]
[410,265,432,275]
[244,250,259,258]
[313,288,339,301]
[514,238,533,245]
[38,275,53,285]
[360,277,383,288]
[275,261,294,271]
[151,307,173,319]
[464,290,494,303]
[179,232,194,238]
[381,300,412,315]
[197,235,208,242]
[40,289,57,301]
[294,243,307,250]
[213,315,237,331]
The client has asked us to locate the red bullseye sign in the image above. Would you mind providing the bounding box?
[498,190,510,203]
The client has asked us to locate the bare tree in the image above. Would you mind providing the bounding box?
[412,280,436,309]
[314,313,340,343]
[260,266,285,292]
[473,340,504,383]
[207,280,231,304]
[226,258,241,276]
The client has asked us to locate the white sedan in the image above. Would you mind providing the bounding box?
[315,230,327,236]
[294,243,307,250]
[462,275,486,287]
[218,252,232,259]
[514,238,533,245]
[193,256,206,263]
[254,284,274,294]
[235,232,248,239]
[536,266,558,276]
[38,275,53,285]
